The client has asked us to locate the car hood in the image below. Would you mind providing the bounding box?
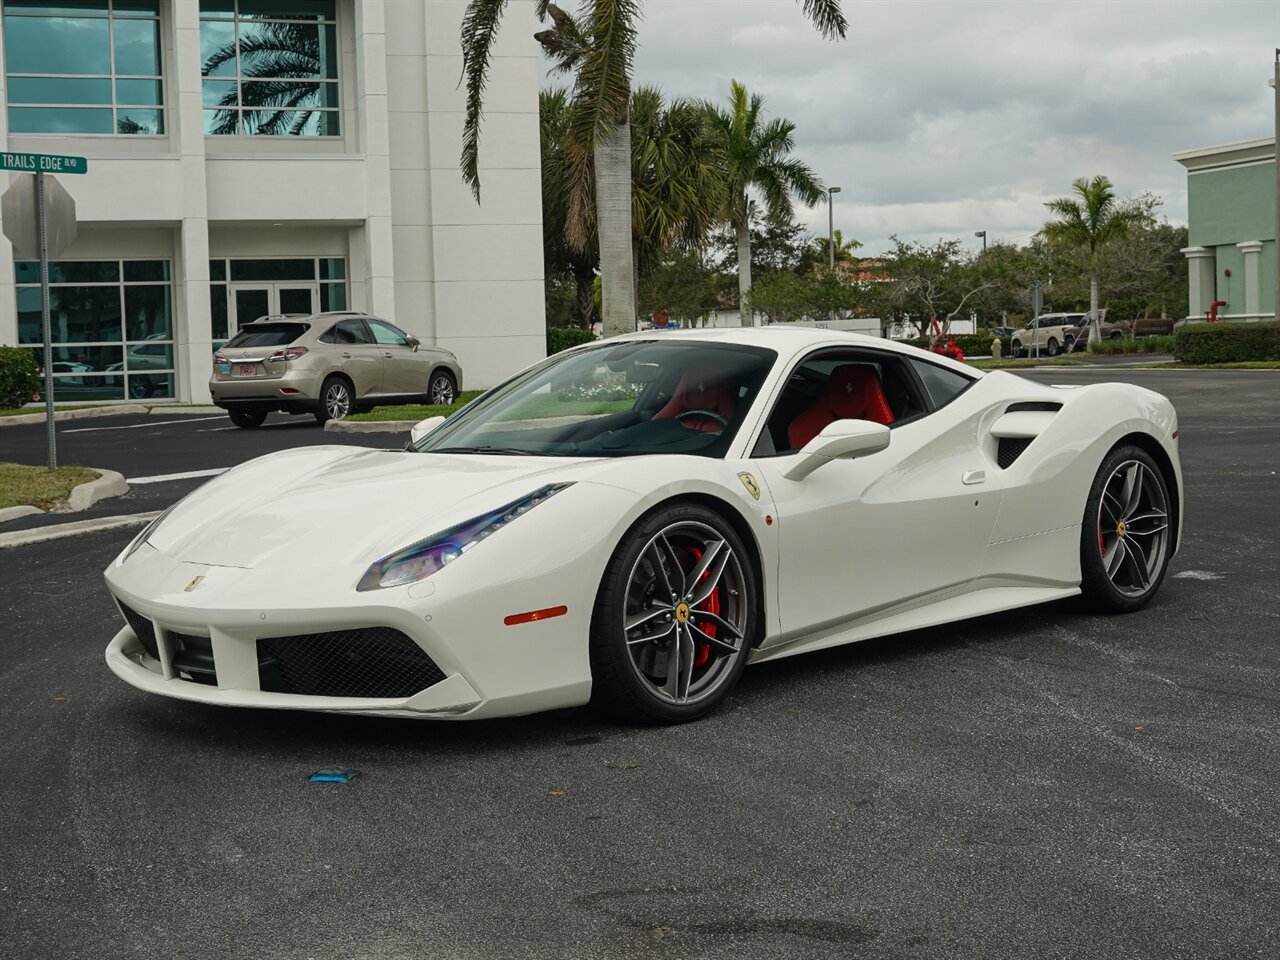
[147,446,601,569]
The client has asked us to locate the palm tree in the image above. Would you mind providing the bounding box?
[813,229,862,270]
[1043,175,1150,344]
[704,80,825,325]
[202,21,332,135]
[461,0,847,337]
[540,87,598,329]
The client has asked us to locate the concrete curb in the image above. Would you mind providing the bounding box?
[0,511,159,549]
[66,469,129,512]
[325,419,414,434]
[0,505,42,523]
[147,406,223,416]
[0,404,148,427]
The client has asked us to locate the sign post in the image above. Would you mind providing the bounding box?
[1030,281,1043,361]
[1,151,86,471]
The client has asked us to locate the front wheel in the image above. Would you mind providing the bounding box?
[590,505,757,724]
[1079,445,1173,613]
[314,376,352,424]
[428,370,457,406]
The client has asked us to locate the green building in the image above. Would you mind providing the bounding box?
[1173,136,1276,322]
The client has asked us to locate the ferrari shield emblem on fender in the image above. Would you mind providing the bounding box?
[737,472,761,501]
[184,576,205,592]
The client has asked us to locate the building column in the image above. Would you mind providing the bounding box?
[354,0,396,323]
[1236,240,1264,320]
[172,1,212,402]
[1181,246,1216,320]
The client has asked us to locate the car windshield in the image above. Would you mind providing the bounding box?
[413,339,777,458]
[224,322,309,348]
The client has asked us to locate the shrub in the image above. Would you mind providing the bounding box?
[902,334,1010,356]
[0,346,40,410]
[546,327,595,355]
[1174,321,1280,364]
[1088,335,1176,355]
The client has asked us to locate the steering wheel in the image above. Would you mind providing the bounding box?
[675,409,731,429]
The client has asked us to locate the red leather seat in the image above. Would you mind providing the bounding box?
[653,366,737,433]
[787,364,895,449]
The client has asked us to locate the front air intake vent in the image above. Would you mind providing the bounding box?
[997,437,1032,469]
[118,603,159,660]
[257,628,445,699]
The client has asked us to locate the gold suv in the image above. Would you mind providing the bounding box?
[210,312,463,428]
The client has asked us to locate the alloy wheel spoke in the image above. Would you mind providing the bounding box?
[1104,538,1127,579]
[1120,462,1144,518]
[688,612,743,650]
[684,539,725,595]
[645,540,676,599]
[1125,510,1168,536]
[627,619,676,645]
[625,604,670,633]
[1121,534,1151,590]
[688,548,731,607]
[677,624,696,700]
[657,534,687,597]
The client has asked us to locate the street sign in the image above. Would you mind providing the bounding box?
[2,174,76,260]
[0,151,87,175]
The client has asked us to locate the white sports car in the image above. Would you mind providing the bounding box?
[104,329,1181,724]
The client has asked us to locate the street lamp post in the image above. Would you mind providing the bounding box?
[974,229,987,252]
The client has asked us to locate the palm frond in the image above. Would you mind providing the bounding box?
[459,0,510,201]
[567,0,639,154]
[796,0,848,39]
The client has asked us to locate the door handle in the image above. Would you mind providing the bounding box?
[383,352,394,358]
[962,469,985,485]
[340,352,352,358]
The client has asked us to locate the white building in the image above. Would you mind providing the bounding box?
[0,0,545,404]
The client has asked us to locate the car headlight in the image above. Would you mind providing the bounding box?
[121,503,177,563]
[356,483,573,592]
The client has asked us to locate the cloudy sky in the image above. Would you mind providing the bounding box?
[539,0,1277,256]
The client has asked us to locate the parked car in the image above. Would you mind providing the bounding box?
[106,328,1182,724]
[210,312,462,428]
[1009,313,1087,357]
[987,326,1016,339]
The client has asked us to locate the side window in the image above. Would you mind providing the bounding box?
[367,319,408,346]
[909,359,974,408]
[334,320,371,344]
[318,325,337,344]
[751,349,928,458]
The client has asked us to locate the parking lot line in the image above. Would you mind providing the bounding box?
[63,416,226,433]
[128,468,228,485]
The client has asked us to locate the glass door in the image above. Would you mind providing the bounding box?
[277,285,317,316]
[229,284,318,336]
[231,287,271,335]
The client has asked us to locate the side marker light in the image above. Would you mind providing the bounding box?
[504,605,568,626]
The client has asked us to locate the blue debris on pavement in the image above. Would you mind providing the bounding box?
[310,769,358,783]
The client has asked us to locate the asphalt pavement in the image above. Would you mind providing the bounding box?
[1,369,1277,959]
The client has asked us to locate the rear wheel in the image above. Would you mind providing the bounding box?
[1012,341,1025,358]
[1079,445,1172,612]
[429,370,457,406]
[1046,337,1060,357]
[314,376,352,424]
[590,505,756,724]
[228,408,267,429]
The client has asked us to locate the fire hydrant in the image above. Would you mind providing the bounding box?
[991,337,1003,360]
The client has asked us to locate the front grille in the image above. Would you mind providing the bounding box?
[997,437,1032,469]
[169,632,218,686]
[256,628,445,699]
[119,603,159,660]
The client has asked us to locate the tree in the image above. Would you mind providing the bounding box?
[710,213,819,279]
[540,88,598,329]
[704,80,825,326]
[746,268,865,325]
[1042,175,1152,343]
[813,229,862,270]
[201,21,331,135]
[461,0,847,337]
[879,237,996,341]
[638,249,722,326]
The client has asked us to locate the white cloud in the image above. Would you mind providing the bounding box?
[540,0,1277,255]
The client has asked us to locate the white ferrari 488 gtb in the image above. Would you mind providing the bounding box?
[105,329,1181,724]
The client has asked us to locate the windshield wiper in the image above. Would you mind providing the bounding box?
[429,445,538,456]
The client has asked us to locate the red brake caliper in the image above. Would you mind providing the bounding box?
[684,547,720,668]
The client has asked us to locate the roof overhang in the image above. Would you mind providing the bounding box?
[1173,136,1276,172]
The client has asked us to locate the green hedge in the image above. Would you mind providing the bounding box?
[1089,335,1176,355]
[1174,321,1280,364]
[0,346,39,410]
[546,327,595,355]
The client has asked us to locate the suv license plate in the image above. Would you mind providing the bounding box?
[236,364,256,377]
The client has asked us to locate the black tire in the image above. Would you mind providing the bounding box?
[128,377,151,400]
[228,408,267,429]
[428,369,457,406]
[1064,335,1076,353]
[590,503,758,724]
[1046,337,1060,357]
[1011,341,1025,358]
[1110,331,1123,340]
[1079,444,1173,613]
[314,376,353,424]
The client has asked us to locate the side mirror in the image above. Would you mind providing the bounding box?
[783,419,890,482]
[406,336,421,352]
[410,415,446,445]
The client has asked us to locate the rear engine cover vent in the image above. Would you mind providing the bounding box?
[997,437,1032,469]
[1005,401,1063,413]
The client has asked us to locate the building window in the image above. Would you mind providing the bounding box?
[15,259,175,401]
[199,0,339,137]
[2,0,164,136]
